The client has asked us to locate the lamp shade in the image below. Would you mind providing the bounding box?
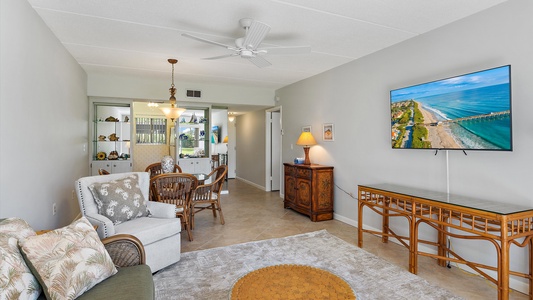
[296,132,317,146]
[160,107,186,120]
[223,136,228,143]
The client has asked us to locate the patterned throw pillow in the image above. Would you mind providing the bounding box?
[0,218,36,240]
[19,217,117,300]
[0,218,41,300]
[88,173,150,225]
[0,235,41,300]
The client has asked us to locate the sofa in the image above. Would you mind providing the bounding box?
[0,218,154,300]
[73,234,154,300]
[75,172,182,272]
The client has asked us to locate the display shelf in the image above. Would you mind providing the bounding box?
[91,102,132,174]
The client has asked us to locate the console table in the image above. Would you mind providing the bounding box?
[357,184,533,300]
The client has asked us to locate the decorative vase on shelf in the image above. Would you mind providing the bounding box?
[161,155,174,173]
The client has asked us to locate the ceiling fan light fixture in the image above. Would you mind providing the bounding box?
[182,18,311,68]
[160,59,186,121]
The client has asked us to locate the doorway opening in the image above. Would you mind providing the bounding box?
[265,107,282,192]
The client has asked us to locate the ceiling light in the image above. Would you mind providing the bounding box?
[160,59,186,121]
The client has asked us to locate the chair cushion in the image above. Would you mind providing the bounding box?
[77,265,154,300]
[88,174,150,225]
[19,217,117,300]
[0,218,41,300]
[114,217,181,246]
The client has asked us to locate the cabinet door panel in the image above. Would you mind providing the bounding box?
[285,176,296,203]
[112,161,132,174]
[196,158,211,174]
[296,179,311,208]
[177,160,196,173]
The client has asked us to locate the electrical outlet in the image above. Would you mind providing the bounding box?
[53,203,57,215]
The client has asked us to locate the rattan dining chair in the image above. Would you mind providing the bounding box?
[190,165,228,230]
[145,162,183,201]
[150,173,198,241]
[145,162,183,178]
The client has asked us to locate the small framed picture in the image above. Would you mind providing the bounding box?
[323,123,334,141]
[302,125,311,133]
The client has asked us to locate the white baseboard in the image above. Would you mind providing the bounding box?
[235,177,266,191]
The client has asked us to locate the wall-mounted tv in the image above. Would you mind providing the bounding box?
[390,65,512,151]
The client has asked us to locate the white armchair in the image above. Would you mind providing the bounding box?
[75,171,181,272]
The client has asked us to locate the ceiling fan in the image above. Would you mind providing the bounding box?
[182,18,311,68]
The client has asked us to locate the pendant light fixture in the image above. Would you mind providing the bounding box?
[160,59,186,121]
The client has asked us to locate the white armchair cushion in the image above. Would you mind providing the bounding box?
[147,201,178,218]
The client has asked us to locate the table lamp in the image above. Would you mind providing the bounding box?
[296,132,317,165]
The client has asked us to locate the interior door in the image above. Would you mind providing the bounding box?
[271,111,281,191]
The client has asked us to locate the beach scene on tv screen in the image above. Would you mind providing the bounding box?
[390,66,511,150]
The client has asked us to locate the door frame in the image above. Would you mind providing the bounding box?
[265,106,282,192]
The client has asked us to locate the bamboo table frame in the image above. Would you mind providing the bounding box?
[357,184,533,300]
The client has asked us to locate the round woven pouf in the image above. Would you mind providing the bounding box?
[230,264,355,300]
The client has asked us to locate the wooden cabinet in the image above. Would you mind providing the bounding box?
[283,163,334,222]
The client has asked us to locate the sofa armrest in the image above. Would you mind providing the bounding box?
[102,234,146,268]
[147,201,176,219]
[85,213,115,238]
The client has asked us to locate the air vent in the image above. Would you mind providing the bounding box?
[186,90,201,98]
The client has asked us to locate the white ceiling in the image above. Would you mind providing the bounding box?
[28,0,507,91]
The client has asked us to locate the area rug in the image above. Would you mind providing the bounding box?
[153,230,462,300]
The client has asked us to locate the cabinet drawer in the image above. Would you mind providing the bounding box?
[285,166,296,176]
[296,168,312,179]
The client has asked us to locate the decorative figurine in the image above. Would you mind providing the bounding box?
[105,116,118,122]
[108,151,119,160]
[109,133,119,141]
[96,152,106,160]
[98,135,106,141]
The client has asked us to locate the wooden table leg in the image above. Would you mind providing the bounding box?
[382,196,389,243]
[437,221,448,267]
[500,220,510,300]
[529,237,533,299]
[358,200,364,248]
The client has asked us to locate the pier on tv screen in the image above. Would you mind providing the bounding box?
[390,65,512,151]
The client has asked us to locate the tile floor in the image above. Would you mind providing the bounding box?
[181,179,528,300]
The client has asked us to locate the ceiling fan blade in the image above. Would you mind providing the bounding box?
[182,33,232,49]
[248,56,272,68]
[260,46,311,55]
[203,54,237,60]
[242,20,270,50]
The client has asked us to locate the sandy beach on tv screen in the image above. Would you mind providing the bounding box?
[416,102,461,149]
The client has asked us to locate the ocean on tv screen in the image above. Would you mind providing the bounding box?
[390,65,511,150]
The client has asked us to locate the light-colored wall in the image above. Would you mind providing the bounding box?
[277,0,532,292]
[0,0,88,229]
[88,72,276,107]
[236,110,266,188]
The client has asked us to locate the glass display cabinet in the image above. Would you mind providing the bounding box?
[91,102,132,175]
